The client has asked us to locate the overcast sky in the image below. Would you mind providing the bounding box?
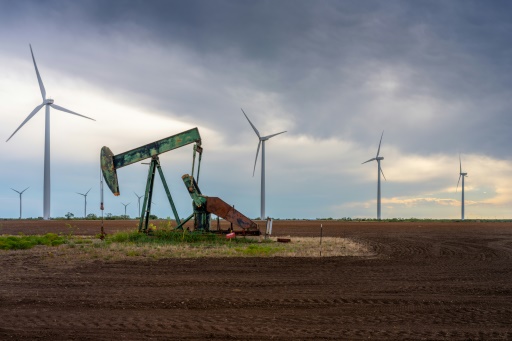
[0,0,511,220]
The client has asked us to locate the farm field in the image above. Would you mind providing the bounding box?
[1,219,512,340]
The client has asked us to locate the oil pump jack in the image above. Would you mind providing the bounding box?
[100,127,259,235]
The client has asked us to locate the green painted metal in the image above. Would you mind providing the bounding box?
[139,158,157,232]
[100,146,119,195]
[182,174,206,208]
[136,157,183,232]
[114,128,201,169]
[182,174,209,231]
[101,128,201,196]
[156,162,181,226]
[181,174,259,233]
[101,126,258,234]
[175,213,194,230]
[195,145,203,183]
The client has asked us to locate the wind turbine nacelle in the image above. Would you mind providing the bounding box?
[45,98,54,104]
[101,146,120,196]
[377,156,384,161]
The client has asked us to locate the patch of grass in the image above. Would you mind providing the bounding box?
[106,229,257,246]
[96,229,371,259]
[0,233,67,250]
[73,239,93,245]
[0,229,372,263]
[65,223,79,236]
[126,250,141,257]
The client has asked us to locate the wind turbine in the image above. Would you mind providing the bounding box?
[134,192,143,217]
[11,187,29,219]
[241,108,286,220]
[362,131,386,220]
[6,44,95,220]
[456,154,468,220]
[76,188,91,218]
[121,202,131,217]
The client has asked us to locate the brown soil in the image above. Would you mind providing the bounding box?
[1,220,512,340]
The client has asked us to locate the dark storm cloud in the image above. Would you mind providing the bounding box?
[89,1,511,158]
[2,0,511,157]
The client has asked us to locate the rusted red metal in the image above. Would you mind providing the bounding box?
[206,197,258,232]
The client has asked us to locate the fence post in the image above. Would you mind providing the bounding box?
[265,217,273,239]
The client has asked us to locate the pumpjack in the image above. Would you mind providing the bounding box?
[100,127,259,235]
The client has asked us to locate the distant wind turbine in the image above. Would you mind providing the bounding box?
[241,108,286,220]
[77,188,91,218]
[11,187,29,219]
[6,44,95,220]
[134,192,143,217]
[121,202,131,217]
[362,131,386,220]
[456,154,468,220]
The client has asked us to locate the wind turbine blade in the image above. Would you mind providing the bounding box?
[362,157,376,164]
[252,140,261,177]
[85,188,91,195]
[21,187,29,194]
[376,130,384,157]
[6,103,45,142]
[50,104,95,121]
[241,108,261,138]
[265,131,287,139]
[30,44,46,101]
[456,174,461,192]
[459,154,462,174]
[10,188,21,194]
[380,167,387,181]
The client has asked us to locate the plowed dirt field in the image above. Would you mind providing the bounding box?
[1,220,512,340]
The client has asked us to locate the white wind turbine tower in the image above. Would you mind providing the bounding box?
[11,187,29,219]
[77,188,91,218]
[362,131,386,220]
[6,44,95,220]
[121,202,131,217]
[456,154,468,220]
[134,192,143,217]
[242,108,286,220]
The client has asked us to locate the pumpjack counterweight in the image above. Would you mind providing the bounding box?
[100,127,259,235]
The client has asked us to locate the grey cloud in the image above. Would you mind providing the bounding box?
[2,0,511,158]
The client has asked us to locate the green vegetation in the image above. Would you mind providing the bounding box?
[96,221,296,257]
[101,228,311,258]
[0,226,369,259]
[0,219,369,257]
[0,233,67,250]
[105,226,257,246]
